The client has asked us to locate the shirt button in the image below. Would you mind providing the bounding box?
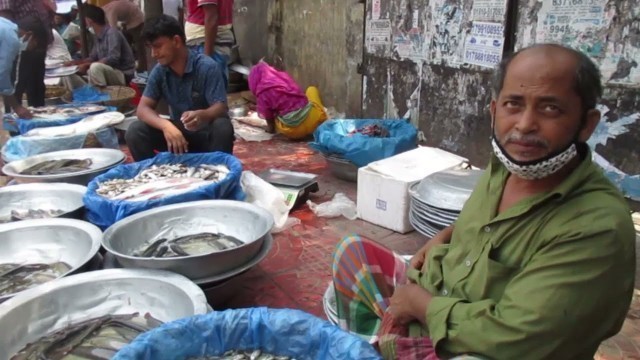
[484,226,491,233]
[442,289,449,296]
[465,259,472,267]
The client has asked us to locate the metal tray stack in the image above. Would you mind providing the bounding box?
[408,169,483,238]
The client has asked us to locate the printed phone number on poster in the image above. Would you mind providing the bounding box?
[552,0,599,6]
[473,8,505,19]
[472,23,504,37]
[465,50,501,65]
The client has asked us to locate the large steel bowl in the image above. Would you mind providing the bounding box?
[2,148,126,185]
[0,269,208,359]
[0,218,102,302]
[0,183,87,222]
[102,200,274,280]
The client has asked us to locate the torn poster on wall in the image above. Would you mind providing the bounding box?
[588,105,640,201]
[429,2,465,65]
[392,7,426,61]
[464,21,505,68]
[471,0,507,22]
[535,0,606,43]
[366,19,392,52]
[372,0,381,20]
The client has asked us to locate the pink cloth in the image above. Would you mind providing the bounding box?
[248,61,309,121]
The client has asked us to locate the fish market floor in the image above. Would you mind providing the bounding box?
[125,136,638,360]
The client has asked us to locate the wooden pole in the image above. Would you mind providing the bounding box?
[76,0,89,58]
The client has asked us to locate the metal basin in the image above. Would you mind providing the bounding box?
[0,183,87,222]
[2,148,126,185]
[0,269,208,359]
[102,200,274,280]
[0,218,102,302]
[323,153,359,182]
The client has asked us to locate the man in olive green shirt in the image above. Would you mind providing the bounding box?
[331,44,635,359]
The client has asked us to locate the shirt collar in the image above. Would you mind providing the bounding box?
[96,26,110,40]
[184,50,196,74]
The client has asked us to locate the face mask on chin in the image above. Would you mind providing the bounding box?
[491,135,578,180]
[490,116,580,180]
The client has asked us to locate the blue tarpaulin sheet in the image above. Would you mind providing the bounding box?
[113,308,382,360]
[83,152,245,230]
[309,119,418,167]
[1,127,119,163]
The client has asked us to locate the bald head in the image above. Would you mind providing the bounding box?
[492,44,603,113]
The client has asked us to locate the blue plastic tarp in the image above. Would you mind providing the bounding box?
[1,127,119,163]
[309,119,418,167]
[73,85,111,103]
[83,152,245,230]
[114,308,382,360]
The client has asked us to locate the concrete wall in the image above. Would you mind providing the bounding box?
[233,0,272,66]
[361,0,640,201]
[273,0,365,116]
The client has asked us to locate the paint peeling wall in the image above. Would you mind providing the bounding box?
[363,0,640,177]
[362,0,497,166]
[264,0,365,117]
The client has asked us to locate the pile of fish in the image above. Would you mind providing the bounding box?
[20,159,93,176]
[190,350,293,360]
[134,232,244,258]
[11,312,163,360]
[96,164,230,202]
[348,124,389,138]
[0,209,66,223]
[27,105,106,119]
[0,262,71,296]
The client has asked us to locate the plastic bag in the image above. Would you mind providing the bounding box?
[113,308,382,360]
[241,171,294,232]
[73,85,111,103]
[309,119,418,167]
[307,193,357,220]
[1,127,119,163]
[83,152,245,230]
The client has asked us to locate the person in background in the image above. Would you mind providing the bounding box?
[0,0,53,108]
[163,0,184,24]
[47,29,87,90]
[102,0,147,72]
[54,13,71,35]
[66,4,135,87]
[331,44,635,359]
[0,16,36,119]
[126,15,233,161]
[248,61,328,140]
[184,0,234,89]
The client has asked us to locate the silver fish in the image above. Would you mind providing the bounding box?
[20,158,93,175]
[133,232,244,258]
[187,350,292,360]
[96,163,230,200]
[0,262,71,296]
[11,312,163,360]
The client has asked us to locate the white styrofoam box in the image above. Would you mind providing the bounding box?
[357,146,468,233]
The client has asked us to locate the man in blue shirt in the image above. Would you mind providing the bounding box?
[0,16,42,119]
[125,15,233,161]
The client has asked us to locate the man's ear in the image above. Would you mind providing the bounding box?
[578,108,601,143]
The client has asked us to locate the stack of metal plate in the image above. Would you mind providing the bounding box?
[409,169,483,237]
